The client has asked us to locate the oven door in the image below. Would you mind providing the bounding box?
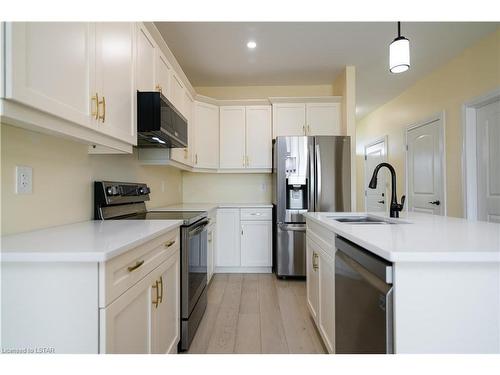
[181,219,208,319]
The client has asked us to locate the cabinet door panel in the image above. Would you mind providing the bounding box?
[170,72,185,115]
[152,250,180,354]
[5,22,93,128]
[194,101,219,169]
[246,106,272,169]
[136,24,156,91]
[306,238,320,324]
[171,91,194,166]
[272,103,306,137]
[100,271,154,354]
[306,103,341,136]
[207,226,215,282]
[220,106,246,169]
[95,22,135,144]
[241,221,272,267]
[215,209,240,267]
[156,51,172,100]
[318,249,335,353]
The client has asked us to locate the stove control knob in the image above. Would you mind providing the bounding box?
[139,186,150,195]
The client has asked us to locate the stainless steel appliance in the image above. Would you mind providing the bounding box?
[94,181,208,352]
[335,236,393,354]
[272,136,351,277]
[137,91,188,148]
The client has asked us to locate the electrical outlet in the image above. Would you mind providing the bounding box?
[16,166,33,194]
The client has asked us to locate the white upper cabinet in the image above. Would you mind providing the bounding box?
[4,22,94,129]
[170,91,194,166]
[94,23,136,145]
[219,106,246,169]
[306,102,341,136]
[194,101,219,169]
[272,103,306,137]
[246,105,272,169]
[155,50,172,99]
[170,72,186,116]
[273,101,342,137]
[135,24,156,91]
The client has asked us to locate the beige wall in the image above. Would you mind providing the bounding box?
[195,84,334,99]
[182,172,272,203]
[1,124,183,235]
[356,28,500,217]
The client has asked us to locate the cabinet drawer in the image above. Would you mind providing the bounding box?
[99,229,179,307]
[240,208,272,221]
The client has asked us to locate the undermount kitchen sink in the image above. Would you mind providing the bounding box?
[328,216,406,224]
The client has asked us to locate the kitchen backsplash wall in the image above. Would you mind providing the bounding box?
[1,124,183,235]
[182,172,272,203]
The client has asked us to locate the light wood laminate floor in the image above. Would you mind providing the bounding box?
[187,273,326,354]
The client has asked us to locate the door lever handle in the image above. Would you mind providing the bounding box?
[429,200,441,206]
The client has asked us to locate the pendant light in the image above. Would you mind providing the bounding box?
[389,22,410,73]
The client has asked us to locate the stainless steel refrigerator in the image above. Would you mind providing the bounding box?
[272,136,351,277]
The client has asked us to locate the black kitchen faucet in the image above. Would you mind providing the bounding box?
[368,162,406,218]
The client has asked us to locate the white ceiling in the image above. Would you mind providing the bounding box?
[155,22,499,118]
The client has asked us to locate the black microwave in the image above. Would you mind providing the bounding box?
[137,91,188,148]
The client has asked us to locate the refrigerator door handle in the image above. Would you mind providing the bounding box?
[308,137,315,212]
[315,143,321,211]
[278,223,307,232]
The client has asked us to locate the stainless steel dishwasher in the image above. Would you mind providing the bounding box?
[335,236,394,354]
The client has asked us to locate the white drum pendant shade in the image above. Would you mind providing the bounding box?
[389,22,410,73]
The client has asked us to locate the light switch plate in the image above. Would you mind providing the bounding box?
[16,166,33,194]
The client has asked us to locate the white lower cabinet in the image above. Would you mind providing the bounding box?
[216,209,241,267]
[241,221,272,267]
[215,207,272,272]
[318,247,335,353]
[306,235,335,353]
[1,228,181,354]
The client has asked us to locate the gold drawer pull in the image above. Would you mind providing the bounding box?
[127,260,144,272]
[98,96,106,122]
[164,240,176,248]
[158,276,163,304]
[312,253,319,271]
[91,93,99,120]
[152,280,159,308]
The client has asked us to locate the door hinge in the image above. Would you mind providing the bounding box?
[364,155,367,161]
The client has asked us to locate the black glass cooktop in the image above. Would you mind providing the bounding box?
[122,210,206,226]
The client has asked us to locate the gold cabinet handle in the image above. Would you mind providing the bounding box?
[127,260,144,272]
[164,240,176,248]
[155,84,162,94]
[195,154,198,164]
[97,96,106,122]
[91,93,99,120]
[98,96,106,123]
[246,155,250,167]
[158,276,163,304]
[312,253,319,271]
[184,148,188,159]
[243,155,246,167]
[152,280,160,308]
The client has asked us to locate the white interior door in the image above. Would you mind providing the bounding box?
[407,118,444,215]
[476,99,500,223]
[364,138,387,212]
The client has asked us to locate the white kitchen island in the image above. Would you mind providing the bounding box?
[304,211,500,354]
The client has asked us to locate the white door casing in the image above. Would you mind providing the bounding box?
[476,99,500,223]
[364,137,388,213]
[406,114,446,215]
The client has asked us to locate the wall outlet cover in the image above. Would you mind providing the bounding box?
[16,166,33,194]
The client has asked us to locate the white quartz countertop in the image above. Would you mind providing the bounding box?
[153,202,272,212]
[1,220,182,262]
[305,212,500,263]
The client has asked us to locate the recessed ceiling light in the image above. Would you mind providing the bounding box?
[247,41,257,49]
